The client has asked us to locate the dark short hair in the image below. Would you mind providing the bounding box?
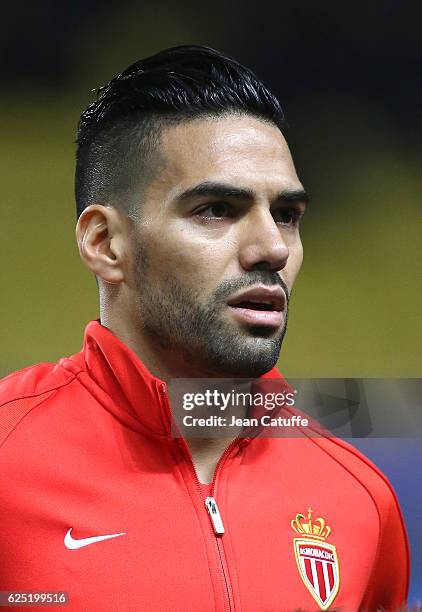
[75,45,285,219]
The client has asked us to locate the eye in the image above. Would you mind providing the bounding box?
[195,202,233,219]
[273,207,302,226]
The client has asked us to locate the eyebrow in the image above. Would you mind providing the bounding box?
[177,181,309,206]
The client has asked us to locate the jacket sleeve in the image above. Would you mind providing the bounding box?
[311,435,410,611]
[361,482,410,611]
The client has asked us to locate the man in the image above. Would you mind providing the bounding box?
[0,46,408,610]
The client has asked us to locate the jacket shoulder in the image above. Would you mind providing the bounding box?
[311,434,400,502]
[0,360,79,448]
[310,434,410,602]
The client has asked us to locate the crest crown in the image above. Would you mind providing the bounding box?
[291,508,331,541]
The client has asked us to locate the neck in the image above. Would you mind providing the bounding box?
[99,311,250,483]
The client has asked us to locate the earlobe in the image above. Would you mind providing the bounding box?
[76,204,125,284]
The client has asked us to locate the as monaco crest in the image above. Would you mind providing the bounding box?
[291,509,340,610]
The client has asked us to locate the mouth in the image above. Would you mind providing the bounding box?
[227,285,286,329]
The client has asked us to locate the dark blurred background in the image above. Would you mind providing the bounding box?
[1,0,421,601]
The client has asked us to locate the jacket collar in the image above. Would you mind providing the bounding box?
[75,320,287,437]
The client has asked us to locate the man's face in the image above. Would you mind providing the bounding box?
[126,114,307,377]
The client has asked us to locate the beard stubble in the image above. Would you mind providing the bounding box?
[133,240,289,377]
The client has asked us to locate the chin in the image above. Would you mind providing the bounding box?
[246,324,284,339]
[212,344,281,378]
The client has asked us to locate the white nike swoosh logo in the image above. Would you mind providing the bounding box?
[64,528,126,550]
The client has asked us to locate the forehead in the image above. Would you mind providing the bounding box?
[155,114,302,197]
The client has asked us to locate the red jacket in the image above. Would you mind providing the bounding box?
[0,321,409,611]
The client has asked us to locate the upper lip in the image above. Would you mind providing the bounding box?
[227,285,286,311]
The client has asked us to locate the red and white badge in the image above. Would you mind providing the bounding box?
[291,508,340,610]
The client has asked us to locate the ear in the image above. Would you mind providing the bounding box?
[76,204,127,284]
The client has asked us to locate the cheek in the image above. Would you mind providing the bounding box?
[285,242,303,287]
[146,235,224,293]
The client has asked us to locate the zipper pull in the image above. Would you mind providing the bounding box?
[205,496,225,535]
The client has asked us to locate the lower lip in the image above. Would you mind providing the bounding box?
[228,306,284,328]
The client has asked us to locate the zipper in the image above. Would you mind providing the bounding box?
[205,497,225,534]
[159,382,249,612]
[204,434,247,612]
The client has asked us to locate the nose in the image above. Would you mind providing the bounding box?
[238,207,289,272]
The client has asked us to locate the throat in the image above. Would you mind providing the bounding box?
[185,436,239,484]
